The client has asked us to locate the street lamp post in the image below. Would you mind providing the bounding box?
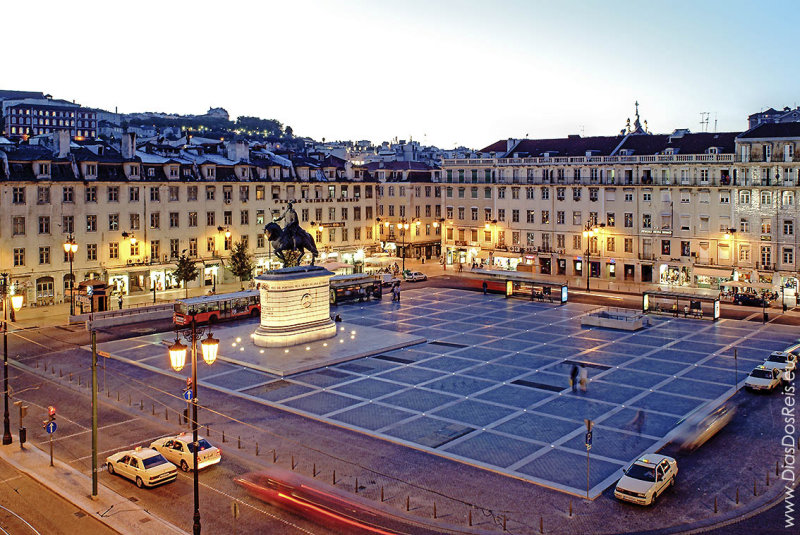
[581,222,605,292]
[168,314,219,535]
[63,236,78,316]
[2,274,24,445]
[399,219,410,273]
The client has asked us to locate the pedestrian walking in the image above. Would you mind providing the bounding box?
[569,364,579,392]
[118,294,123,310]
[395,284,401,302]
[630,410,646,434]
[482,281,488,295]
[579,364,588,392]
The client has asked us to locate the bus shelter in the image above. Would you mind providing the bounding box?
[468,270,568,304]
[642,290,720,321]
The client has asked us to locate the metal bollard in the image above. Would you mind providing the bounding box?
[333,470,336,485]
[380,486,384,502]
[540,517,543,534]
[128,394,131,406]
[272,449,276,463]
[313,463,316,477]
[152,404,155,416]
[406,496,410,511]
[355,478,359,493]
[238,436,241,449]
[776,460,780,476]
[736,487,739,504]
[754,478,757,496]
[140,400,143,411]
[468,509,472,526]
[60,369,63,377]
[291,455,294,470]
[69,373,73,383]
[503,515,507,531]
[222,430,226,443]
[165,408,169,421]
[117,391,120,401]
[256,443,259,456]
[569,499,573,517]
[714,496,717,513]
[766,472,770,486]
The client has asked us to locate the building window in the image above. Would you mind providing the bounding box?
[512,209,519,223]
[572,188,581,201]
[784,220,794,236]
[739,244,750,262]
[129,186,140,202]
[85,186,97,203]
[207,212,215,226]
[150,213,160,229]
[63,216,74,234]
[62,186,74,203]
[642,214,651,229]
[573,211,582,226]
[169,212,180,228]
[37,186,51,204]
[108,186,120,202]
[109,242,119,259]
[573,235,582,250]
[86,215,97,232]
[783,248,794,265]
[188,186,198,201]
[526,210,535,224]
[624,238,633,253]
[39,246,50,265]
[556,211,565,225]
[130,213,140,230]
[541,210,550,224]
[38,216,50,234]
[761,219,771,234]
[108,213,119,231]
[87,244,97,261]
[130,241,140,256]
[607,237,615,252]
[206,186,216,200]
[761,191,771,205]
[169,186,179,202]
[13,248,24,266]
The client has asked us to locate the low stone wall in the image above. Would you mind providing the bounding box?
[72,304,174,330]
[581,309,648,331]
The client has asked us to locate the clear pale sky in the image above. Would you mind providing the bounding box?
[4,0,796,148]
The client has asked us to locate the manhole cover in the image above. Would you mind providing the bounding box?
[74,511,86,518]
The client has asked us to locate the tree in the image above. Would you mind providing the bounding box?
[285,125,293,137]
[171,252,199,298]
[228,240,254,290]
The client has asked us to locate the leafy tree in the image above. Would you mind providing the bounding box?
[228,240,254,290]
[285,125,293,137]
[171,252,199,298]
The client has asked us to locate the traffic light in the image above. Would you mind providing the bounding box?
[47,406,56,421]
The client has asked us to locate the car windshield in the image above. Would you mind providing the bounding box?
[767,354,787,363]
[142,454,169,469]
[625,463,656,481]
[750,369,773,379]
[187,439,213,453]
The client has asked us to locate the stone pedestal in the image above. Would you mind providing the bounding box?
[252,266,337,348]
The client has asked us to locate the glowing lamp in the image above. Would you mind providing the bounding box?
[10,294,23,311]
[201,333,220,365]
[168,339,188,372]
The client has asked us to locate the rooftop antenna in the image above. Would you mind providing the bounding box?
[699,112,710,133]
[713,113,718,133]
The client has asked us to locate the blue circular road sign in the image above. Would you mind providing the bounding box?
[183,390,192,401]
[46,421,57,434]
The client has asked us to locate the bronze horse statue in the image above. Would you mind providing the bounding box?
[264,222,318,267]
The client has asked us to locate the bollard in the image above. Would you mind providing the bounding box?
[291,455,295,470]
[60,369,63,377]
[69,373,73,383]
[152,404,155,415]
[406,496,410,511]
[714,496,717,514]
[256,443,259,456]
[381,486,384,502]
[238,436,241,449]
[128,394,131,406]
[433,502,436,519]
[355,478,359,493]
[569,499,573,517]
[43,363,46,372]
[468,509,472,527]
[503,515,507,532]
[272,449,276,463]
[736,487,739,504]
[540,516,544,534]
[222,430,226,443]
[754,478,757,496]
[117,391,120,401]
[333,470,336,485]
[313,463,316,477]
[106,389,110,398]
[766,471,770,487]
[140,400,143,411]
[206,424,211,437]
[776,460,780,476]
[78,376,81,386]
[165,408,169,421]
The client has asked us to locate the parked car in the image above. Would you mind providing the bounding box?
[614,454,678,505]
[744,365,783,391]
[673,403,736,451]
[106,447,177,488]
[761,351,798,380]
[733,293,768,307]
[403,271,427,282]
[150,433,222,472]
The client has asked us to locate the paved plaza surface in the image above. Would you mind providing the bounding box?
[96,288,797,498]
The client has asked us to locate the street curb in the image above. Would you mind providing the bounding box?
[0,442,188,535]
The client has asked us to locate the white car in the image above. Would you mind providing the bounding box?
[614,454,678,505]
[403,271,427,282]
[745,365,783,391]
[106,447,177,488]
[674,403,736,451]
[762,351,797,379]
[150,433,222,472]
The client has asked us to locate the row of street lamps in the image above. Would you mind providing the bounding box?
[2,274,24,446]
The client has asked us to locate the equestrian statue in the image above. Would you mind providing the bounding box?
[265,202,319,267]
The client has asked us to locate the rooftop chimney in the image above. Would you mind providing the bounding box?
[54,130,70,158]
[121,131,136,159]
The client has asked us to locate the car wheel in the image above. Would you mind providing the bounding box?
[107,463,114,475]
[136,476,145,488]
[181,460,190,472]
[670,476,675,487]
[651,491,657,505]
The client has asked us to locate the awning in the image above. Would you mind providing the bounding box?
[693,266,734,277]
[721,280,775,290]
[475,250,490,260]
[493,251,522,259]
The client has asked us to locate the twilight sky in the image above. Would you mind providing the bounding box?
[4,0,796,148]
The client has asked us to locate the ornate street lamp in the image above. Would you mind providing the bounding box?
[2,274,25,445]
[167,313,219,535]
[581,222,605,293]
[63,236,78,316]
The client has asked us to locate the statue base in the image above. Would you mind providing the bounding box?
[252,266,337,348]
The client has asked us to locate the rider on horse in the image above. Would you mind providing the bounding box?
[275,202,301,248]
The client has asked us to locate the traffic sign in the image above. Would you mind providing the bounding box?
[585,431,592,448]
[183,390,192,401]
[45,421,57,434]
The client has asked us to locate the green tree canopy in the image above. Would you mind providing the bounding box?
[171,253,199,298]
[228,241,254,290]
